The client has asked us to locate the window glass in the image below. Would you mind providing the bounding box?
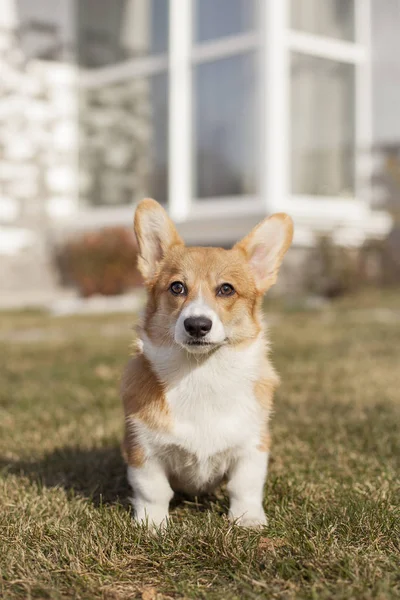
[291,0,355,41]
[194,0,256,43]
[291,53,355,196]
[78,0,168,68]
[79,73,168,206]
[194,53,258,199]
[15,0,72,61]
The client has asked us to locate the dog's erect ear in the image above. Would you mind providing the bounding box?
[234,213,294,293]
[134,198,183,281]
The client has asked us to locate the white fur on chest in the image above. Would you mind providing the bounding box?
[166,352,261,458]
[139,337,266,492]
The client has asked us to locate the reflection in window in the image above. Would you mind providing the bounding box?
[194,53,258,198]
[78,0,168,68]
[291,53,355,196]
[79,73,168,206]
[194,0,255,43]
[15,0,71,61]
[291,0,355,41]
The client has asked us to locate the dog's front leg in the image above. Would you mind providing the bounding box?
[227,447,268,528]
[127,459,173,529]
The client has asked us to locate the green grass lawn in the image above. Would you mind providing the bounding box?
[1,290,399,599]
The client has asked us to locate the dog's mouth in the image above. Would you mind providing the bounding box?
[182,338,228,353]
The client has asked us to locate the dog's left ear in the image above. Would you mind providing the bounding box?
[134,198,184,282]
[234,213,294,293]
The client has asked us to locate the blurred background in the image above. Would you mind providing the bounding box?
[0,0,399,310]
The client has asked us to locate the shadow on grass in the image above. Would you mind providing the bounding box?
[0,446,228,514]
[0,445,131,507]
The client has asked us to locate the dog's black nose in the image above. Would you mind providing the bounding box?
[184,316,212,338]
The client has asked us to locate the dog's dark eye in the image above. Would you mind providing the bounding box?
[170,281,186,296]
[217,283,235,297]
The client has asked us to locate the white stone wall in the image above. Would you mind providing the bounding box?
[0,26,78,290]
[79,78,152,208]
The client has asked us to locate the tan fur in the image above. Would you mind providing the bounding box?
[254,368,280,452]
[121,351,170,467]
[121,421,145,468]
[134,198,183,283]
[141,245,263,347]
[235,213,294,292]
[257,429,271,453]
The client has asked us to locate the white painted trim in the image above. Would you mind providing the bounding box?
[286,3,371,216]
[355,0,367,45]
[283,195,392,241]
[190,196,263,219]
[168,0,192,222]
[257,0,268,212]
[287,31,366,63]
[286,195,367,224]
[355,0,372,205]
[292,213,392,248]
[264,0,289,212]
[66,200,262,233]
[191,32,259,64]
[79,55,168,88]
[66,198,391,247]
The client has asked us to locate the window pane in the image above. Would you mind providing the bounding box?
[291,53,355,196]
[291,0,355,41]
[78,0,168,68]
[195,0,255,43]
[194,54,258,199]
[14,0,72,61]
[79,73,168,206]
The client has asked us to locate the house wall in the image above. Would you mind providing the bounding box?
[0,0,395,299]
[0,24,78,291]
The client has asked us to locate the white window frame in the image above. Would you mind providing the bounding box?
[76,1,170,228]
[75,0,373,236]
[267,0,372,229]
[172,1,264,222]
[76,0,266,228]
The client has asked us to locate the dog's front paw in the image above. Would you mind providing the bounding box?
[131,500,170,531]
[229,506,267,529]
[233,513,267,528]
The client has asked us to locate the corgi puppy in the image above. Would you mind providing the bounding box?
[121,199,293,528]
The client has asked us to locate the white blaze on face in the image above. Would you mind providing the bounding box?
[174,293,226,351]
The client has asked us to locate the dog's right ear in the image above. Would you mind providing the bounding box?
[134,198,184,282]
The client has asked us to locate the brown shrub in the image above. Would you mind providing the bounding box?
[56,227,142,297]
[305,235,362,298]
